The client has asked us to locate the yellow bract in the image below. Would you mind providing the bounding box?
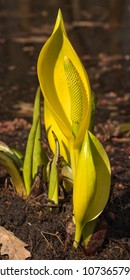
[37,9,92,150]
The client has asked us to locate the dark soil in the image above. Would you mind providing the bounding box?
[0,0,130,259]
[0,115,130,260]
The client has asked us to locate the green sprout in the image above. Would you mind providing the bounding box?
[23,86,48,195]
[0,87,48,196]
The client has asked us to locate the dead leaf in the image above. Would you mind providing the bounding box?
[0,226,31,260]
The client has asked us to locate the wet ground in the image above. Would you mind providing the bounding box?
[0,0,130,259]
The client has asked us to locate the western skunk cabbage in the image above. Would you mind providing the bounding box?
[37,10,92,155]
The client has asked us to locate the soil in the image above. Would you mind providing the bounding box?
[0,119,130,260]
[0,0,130,259]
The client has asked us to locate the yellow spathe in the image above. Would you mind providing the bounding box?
[37,9,91,149]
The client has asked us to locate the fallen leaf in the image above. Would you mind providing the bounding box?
[0,226,31,260]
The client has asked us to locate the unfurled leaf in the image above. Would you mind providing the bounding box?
[0,226,31,260]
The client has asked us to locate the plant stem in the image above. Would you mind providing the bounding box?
[69,140,79,180]
[73,223,82,248]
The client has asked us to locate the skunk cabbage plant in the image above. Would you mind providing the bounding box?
[37,9,111,248]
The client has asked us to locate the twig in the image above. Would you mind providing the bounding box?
[40,230,58,256]
[40,230,64,247]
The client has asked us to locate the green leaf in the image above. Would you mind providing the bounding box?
[32,118,48,180]
[23,117,39,195]
[0,141,23,170]
[73,130,111,248]
[0,151,25,195]
[23,86,41,195]
[73,131,96,247]
[84,131,111,222]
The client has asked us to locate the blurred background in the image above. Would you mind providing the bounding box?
[0,0,130,125]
